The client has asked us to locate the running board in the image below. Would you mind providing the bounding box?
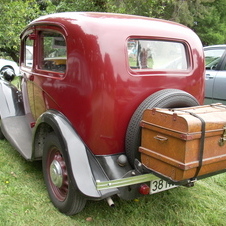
[1,115,33,160]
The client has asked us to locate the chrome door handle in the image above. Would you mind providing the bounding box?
[205,74,214,79]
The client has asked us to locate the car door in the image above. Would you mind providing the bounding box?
[204,47,226,104]
[211,56,226,104]
[20,26,67,122]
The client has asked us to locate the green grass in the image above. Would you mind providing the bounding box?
[1,139,226,226]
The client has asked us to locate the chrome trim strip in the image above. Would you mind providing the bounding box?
[96,173,158,190]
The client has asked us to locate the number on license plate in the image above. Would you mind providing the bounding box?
[150,179,178,194]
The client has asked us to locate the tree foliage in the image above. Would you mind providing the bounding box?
[0,0,105,61]
[105,0,226,46]
[0,0,40,61]
[163,0,226,46]
[105,0,170,17]
[0,0,225,61]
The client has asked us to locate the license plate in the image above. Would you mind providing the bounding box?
[150,179,178,194]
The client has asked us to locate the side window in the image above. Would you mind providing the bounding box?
[25,38,33,68]
[204,48,225,70]
[223,59,226,70]
[39,31,67,73]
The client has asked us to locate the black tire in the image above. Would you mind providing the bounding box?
[125,89,199,166]
[42,132,86,215]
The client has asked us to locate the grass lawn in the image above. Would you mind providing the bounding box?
[1,139,226,226]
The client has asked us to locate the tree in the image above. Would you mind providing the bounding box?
[0,0,226,61]
[105,0,170,17]
[0,0,105,62]
[105,0,226,46]
[0,0,41,62]
[44,0,106,13]
[196,0,226,45]
[157,0,225,45]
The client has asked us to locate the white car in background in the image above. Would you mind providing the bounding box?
[25,46,33,67]
[0,59,19,76]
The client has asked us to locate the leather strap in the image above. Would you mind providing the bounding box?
[172,109,206,178]
[188,112,205,177]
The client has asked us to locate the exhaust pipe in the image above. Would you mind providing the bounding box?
[106,197,115,207]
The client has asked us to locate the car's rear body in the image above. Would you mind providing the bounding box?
[20,12,205,156]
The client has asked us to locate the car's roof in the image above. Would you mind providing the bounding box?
[31,12,183,26]
[28,12,187,32]
[0,59,17,64]
[204,44,226,50]
[21,12,200,46]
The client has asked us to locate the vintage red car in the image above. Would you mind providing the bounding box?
[0,12,205,215]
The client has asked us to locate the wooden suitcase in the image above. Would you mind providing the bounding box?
[139,104,226,182]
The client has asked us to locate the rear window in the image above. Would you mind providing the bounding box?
[128,39,188,70]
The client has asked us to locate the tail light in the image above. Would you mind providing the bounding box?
[139,184,150,195]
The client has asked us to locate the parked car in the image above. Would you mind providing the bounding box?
[0,58,19,76]
[0,12,206,215]
[204,44,226,104]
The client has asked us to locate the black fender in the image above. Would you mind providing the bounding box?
[34,110,118,199]
[0,80,24,118]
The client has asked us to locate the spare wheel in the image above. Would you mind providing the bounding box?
[125,89,200,166]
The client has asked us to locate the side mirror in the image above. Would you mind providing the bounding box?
[0,68,15,82]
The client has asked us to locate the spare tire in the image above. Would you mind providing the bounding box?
[125,89,199,166]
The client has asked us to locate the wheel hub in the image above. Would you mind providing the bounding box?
[50,159,63,188]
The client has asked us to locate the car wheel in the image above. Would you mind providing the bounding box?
[125,89,200,166]
[42,132,86,215]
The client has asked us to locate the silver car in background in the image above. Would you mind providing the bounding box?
[204,44,226,104]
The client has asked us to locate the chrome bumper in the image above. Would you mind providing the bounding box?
[96,173,157,190]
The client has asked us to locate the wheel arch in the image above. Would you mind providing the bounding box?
[0,65,14,72]
[32,110,117,199]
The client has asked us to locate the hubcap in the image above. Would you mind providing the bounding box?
[50,159,63,188]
